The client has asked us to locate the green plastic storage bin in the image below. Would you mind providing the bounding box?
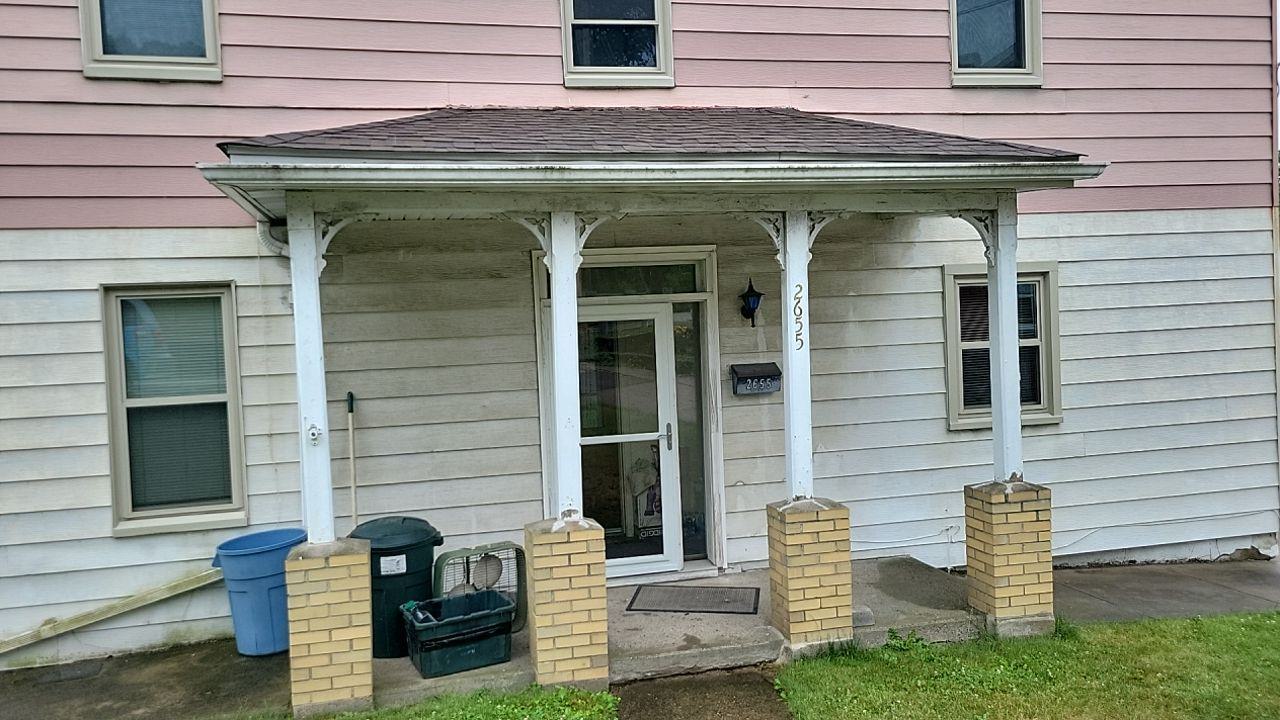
[400,590,515,678]
[349,516,444,658]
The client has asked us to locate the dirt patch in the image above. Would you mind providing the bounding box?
[614,667,791,720]
[0,639,289,720]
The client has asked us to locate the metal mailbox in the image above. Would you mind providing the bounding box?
[731,362,783,396]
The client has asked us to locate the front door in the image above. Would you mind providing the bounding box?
[578,303,683,576]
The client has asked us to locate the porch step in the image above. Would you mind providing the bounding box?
[609,624,784,684]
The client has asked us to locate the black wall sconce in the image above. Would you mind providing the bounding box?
[739,279,764,327]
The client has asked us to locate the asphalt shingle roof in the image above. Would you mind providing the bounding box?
[219,107,1079,162]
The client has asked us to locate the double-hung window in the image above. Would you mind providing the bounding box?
[943,263,1061,430]
[79,0,222,81]
[561,0,675,88]
[105,286,245,535]
[950,0,1042,87]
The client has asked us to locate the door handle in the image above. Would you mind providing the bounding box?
[664,422,673,451]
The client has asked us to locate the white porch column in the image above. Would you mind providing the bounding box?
[286,196,336,543]
[751,210,839,499]
[546,211,585,519]
[781,211,816,499]
[987,194,1025,483]
[760,210,857,647]
[510,211,617,520]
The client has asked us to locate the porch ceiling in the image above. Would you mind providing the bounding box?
[198,106,1106,222]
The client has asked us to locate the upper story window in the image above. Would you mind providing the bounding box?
[950,0,1042,87]
[943,263,1061,430]
[561,0,675,88]
[105,286,245,536]
[79,0,222,82]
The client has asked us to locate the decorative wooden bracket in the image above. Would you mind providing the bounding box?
[745,211,844,269]
[746,212,786,268]
[505,212,623,269]
[952,210,998,267]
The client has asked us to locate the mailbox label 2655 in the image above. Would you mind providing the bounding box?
[737,376,781,395]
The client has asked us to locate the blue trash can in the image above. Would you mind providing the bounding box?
[213,527,307,656]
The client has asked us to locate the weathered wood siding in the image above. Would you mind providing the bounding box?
[0,0,1275,228]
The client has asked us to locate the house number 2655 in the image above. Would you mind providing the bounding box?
[792,283,806,350]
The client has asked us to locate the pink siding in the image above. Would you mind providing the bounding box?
[0,0,1274,228]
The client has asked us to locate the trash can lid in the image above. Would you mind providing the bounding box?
[214,527,307,558]
[349,516,443,550]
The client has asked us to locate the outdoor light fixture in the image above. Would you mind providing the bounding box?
[739,279,764,327]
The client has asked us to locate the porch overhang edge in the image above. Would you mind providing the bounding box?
[198,159,1107,222]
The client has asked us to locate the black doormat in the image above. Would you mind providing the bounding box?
[626,584,760,614]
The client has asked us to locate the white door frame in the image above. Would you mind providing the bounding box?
[531,245,728,573]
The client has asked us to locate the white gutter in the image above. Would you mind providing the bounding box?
[199,158,1106,221]
[202,159,1104,190]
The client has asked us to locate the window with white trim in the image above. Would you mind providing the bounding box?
[561,0,675,88]
[79,0,222,82]
[943,263,1061,430]
[950,0,1042,87]
[106,286,245,535]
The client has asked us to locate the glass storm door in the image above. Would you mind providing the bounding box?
[578,303,683,576]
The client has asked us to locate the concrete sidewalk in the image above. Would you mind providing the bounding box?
[1054,559,1280,622]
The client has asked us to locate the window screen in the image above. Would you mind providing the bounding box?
[99,0,207,58]
[116,293,234,510]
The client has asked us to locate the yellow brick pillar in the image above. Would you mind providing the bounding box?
[524,517,609,689]
[964,481,1055,637]
[284,539,374,718]
[767,498,854,648]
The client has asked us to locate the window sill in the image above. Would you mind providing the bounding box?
[84,61,222,82]
[564,72,675,89]
[948,411,1062,432]
[951,71,1042,88]
[113,509,247,537]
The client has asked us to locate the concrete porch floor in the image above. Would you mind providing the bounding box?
[375,556,981,705]
[375,557,1280,705]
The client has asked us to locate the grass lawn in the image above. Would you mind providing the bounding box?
[222,686,616,720]
[776,613,1280,720]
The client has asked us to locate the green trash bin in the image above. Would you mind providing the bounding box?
[349,516,444,658]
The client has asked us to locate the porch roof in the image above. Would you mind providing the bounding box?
[219,106,1079,163]
[199,106,1106,222]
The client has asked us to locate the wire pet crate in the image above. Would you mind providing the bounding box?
[432,541,526,632]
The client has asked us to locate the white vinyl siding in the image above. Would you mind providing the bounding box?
[943,263,1062,430]
[79,0,222,81]
[104,285,246,536]
[1,228,281,667]
[711,209,1278,569]
[949,0,1042,87]
[2,208,1278,668]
